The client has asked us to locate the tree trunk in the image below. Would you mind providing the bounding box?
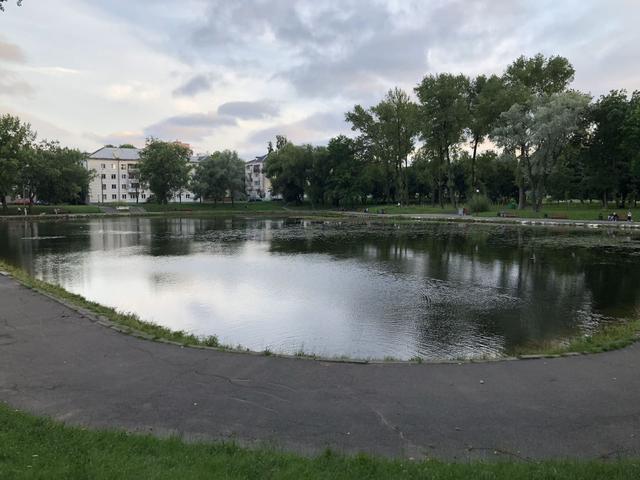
[471,135,479,191]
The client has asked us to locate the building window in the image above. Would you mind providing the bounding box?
[122,194,127,199]
[112,194,117,199]
[122,174,127,179]
[121,164,126,170]
[122,184,127,189]
[141,194,146,199]
[101,174,106,179]
[254,180,260,186]
[129,193,136,199]
[111,163,116,169]
[102,194,107,200]
[253,165,260,173]
[111,174,116,179]
[111,184,117,189]
[101,163,106,169]
[102,184,106,190]
[186,193,191,198]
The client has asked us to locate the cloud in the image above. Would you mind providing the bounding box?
[105,81,160,101]
[217,100,279,120]
[144,112,237,142]
[172,74,213,97]
[0,37,25,63]
[247,111,345,147]
[0,68,33,96]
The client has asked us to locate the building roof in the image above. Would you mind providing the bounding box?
[245,154,268,165]
[88,146,141,160]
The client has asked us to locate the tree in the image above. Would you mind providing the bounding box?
[503,53,575,97]
[118,144,136,149]
[0,0,22,12]
[415,73,470,207]
[324,135,364,207]
[346,88,418,204]
[265,143,311,203]
[467,74,509,190]
[0,114,34,210]
[584,90,631,206]
[18,141,92,208]
[500,53,575,209]
[191,150,245,204]
[138,138,191,204]
[493,92,590,211]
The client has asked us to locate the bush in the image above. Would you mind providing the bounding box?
[467,194,492,213]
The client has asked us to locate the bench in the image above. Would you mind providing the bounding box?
[498,211,517,218]
[549,213,568,220]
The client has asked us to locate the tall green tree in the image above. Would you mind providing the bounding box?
[17,141,92,207]
[191,150,245,204]
[265,143,312,203]
[138,138,191,204]
[346,88,418,204]
[467,74,508,190]
[500,53,575,208]
[0,114,35,210]
[584,90,632,206]
[415,73,470,207]
[493,91,590,211]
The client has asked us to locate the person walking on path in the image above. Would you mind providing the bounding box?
[628,210,633,222]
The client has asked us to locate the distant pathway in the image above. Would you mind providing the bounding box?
[1,274,639,460]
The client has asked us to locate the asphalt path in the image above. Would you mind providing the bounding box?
[1,274,639,460]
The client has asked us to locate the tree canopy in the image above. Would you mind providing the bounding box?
[138,139,191,204]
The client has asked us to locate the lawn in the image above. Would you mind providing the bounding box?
[1,403,638,480]
[353,202,640,221]
[0,204,102,216]
[141,201,293,214]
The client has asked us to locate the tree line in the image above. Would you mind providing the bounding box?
[135,138,246,205]
[0,114,91,211]
[265,53,640,211]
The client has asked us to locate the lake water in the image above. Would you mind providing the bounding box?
[1,216,639,360]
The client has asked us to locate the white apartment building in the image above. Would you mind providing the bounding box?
[245,154,278,200]
[86,146,202,204]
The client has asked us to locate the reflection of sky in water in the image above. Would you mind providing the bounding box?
[2,217,640,360]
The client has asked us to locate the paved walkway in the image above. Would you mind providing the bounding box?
[1,275,639,460]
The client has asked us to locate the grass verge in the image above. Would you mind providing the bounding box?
[1,403,639,479]
[510,319,640,357]
[0,260,219,348]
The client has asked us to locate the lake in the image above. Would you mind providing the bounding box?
[1,216,639,360]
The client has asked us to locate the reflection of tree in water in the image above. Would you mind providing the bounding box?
[268,222,640,356]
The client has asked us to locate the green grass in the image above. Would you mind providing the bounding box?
[512,319,640,357]
[1,403,639,479]
[142,201,293,214]
[0,260,219,349]
[0,204,102,216]
[351,202,640,222]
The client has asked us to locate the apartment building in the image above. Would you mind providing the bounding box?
[86,146,201,204]
[245,154,277,200]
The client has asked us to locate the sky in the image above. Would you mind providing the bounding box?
[1,0,639,159]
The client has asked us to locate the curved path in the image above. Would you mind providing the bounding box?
[1,275,639,461]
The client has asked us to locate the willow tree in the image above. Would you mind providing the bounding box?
[493,91,590,211]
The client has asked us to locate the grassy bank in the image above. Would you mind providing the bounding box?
[1,403,638,479]
[0,260,219,349]
[142,201,294,214]
[0,204,102,216]
[511,319,640,357]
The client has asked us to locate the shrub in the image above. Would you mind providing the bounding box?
[467,194,492,213]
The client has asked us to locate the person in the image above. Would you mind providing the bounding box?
[628,210,633,222]
[613,212,619,222]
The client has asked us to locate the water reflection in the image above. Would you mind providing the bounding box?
[1,217,639,360]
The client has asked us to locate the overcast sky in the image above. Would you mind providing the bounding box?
[1,0,638,158]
